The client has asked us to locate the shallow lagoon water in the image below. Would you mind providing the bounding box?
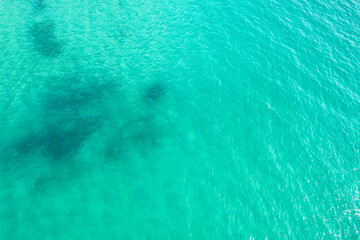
[1,0,360,239]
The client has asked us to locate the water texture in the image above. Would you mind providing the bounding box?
[0,0,360,239]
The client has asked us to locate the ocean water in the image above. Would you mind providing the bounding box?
[0,0,360,239]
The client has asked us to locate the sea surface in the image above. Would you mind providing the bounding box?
[1,0,360,239]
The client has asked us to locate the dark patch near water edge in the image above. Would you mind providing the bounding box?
[30,21,62,57]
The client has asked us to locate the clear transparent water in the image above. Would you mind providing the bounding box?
[1,0,360,239]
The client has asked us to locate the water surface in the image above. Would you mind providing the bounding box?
[0,0,360,239]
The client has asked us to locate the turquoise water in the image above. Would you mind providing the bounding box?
[1,0,360,239]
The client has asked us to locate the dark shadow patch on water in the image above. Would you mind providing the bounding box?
[9,74,118,161]
[43,76,113,113]
[33,0,46,11]
[111,27,127,41]
[130,116,162,151]
[13,119,97,160]
[29,21,62,57]
[103,114,166,161]
[103,79,172,161]
[143,81,166,103]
